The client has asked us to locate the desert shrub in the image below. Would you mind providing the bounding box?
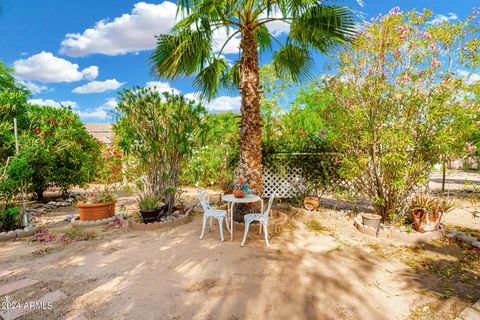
[115,88,207,212]
[319,8,480,222]
[0,205,21,231]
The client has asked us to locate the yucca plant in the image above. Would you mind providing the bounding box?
[137,194,162,211]
[150,0,358,194]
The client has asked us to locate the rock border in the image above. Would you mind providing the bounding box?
[0,225,41,241]
[70,215,118,227]
[446,229,480,248]
[353,216,444,243]
[456,298,480,320]
[125,206,194,231]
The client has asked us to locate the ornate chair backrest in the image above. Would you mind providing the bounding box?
[197,189,211,211]
[263,194,275,218]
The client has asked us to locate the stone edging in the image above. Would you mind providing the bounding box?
[70,215,118,227]
[0,225,41,241]
[456,299,480,320]
[124,206,194,231]
[446,229,480,249]
[353,216,444,243]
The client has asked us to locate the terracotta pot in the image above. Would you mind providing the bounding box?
[362,213,382,229]
[233,189,245,198]
[77,202,115,221]
[304,197,320,211]
[109,201,116,216]
[411,208,441,233]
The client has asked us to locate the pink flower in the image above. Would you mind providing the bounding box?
[466,142,476,155]
[422,32,432,39]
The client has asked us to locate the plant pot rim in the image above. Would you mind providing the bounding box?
[362,213,382,220]
[411,207,427,212]
[140,207,163,214]
[77,202,115,208]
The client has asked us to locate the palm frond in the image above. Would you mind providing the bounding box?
[220,62,240,91]
[289,5,357,54]
[272,43,313,82]
[254,24,272,53]
[193,57,229,100]
[150,28,213,79]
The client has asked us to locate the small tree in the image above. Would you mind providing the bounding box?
[115,88,206,212]
[322,8,479,222]
[21,105,101,199]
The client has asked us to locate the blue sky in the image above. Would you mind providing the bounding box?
[0,0,477,123]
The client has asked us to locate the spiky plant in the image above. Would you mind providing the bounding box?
[151,0,358,194]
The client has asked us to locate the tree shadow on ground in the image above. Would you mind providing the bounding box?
[0,214,417,320]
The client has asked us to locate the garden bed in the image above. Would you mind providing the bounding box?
[353,216,445,244]
[124,206,194,231]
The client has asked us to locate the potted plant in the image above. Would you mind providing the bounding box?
[138,194,165,223]
[232,177,250,198]
[77,186,117,221]
[361,213,382,229]
[409,194,454,232]
[303,197,320,211]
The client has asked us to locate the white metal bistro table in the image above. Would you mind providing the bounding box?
[221,194,263,242]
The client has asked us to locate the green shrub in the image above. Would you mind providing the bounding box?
[0,205,20,231]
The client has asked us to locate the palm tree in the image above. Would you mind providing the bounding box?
[151,0,357,194]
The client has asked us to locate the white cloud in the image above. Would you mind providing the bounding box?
[458,69,480,84]
[60,2,178,57]
[73,79,124,94]
[28,98,78,109]
[260,8,290,36]
[428,13,458,25]
[212,28,241,54]
[186,92,241,113]
[14,51,98,83]
[19,81,49,94]
[100,98,118,110]
[59,1,267,57]
[207,96,241,113]
[146,81,180,94]
[77,98,117,120]
[81,66,99,80]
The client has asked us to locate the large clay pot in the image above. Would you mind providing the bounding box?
[412,208,441,233]
[362,213,382,229]
[304,197,320,211]
[77,202,115,221]
[233,189,245,198]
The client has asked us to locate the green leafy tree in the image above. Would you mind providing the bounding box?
[321,8,480,222]
[181,112,239,188]
[151,0,357,194]
[115,88,207,212]
[20,105,101,199]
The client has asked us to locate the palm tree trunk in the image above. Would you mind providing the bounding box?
[239,26,263,195]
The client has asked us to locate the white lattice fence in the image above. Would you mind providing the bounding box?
[262,153,357,198]
[263,166,306,198]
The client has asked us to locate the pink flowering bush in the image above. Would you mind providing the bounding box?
[320,9,480,222]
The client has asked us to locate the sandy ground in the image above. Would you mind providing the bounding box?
[0,206,478,319]
[0,170,478,320]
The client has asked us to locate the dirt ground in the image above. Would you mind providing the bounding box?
[0,171,479,320]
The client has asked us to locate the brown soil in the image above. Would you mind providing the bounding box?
[1,171,478,320]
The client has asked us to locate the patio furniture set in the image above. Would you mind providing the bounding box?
[197,189,275,247]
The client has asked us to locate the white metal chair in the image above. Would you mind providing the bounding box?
[197,189,227,241]
[241,194,275,247]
